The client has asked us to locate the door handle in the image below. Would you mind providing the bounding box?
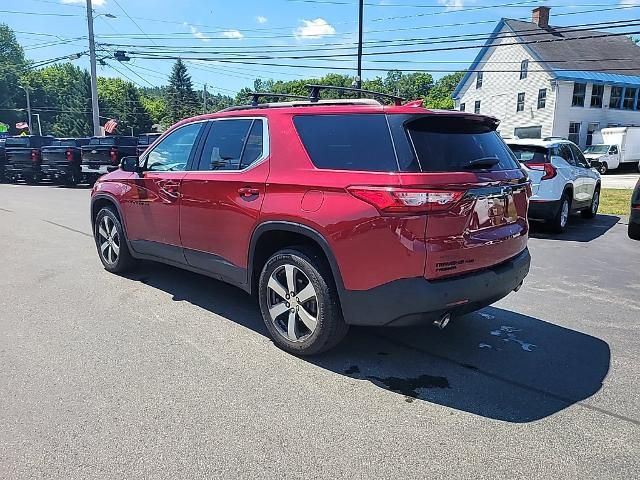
[157,180,181,198]
[238,186,260,198]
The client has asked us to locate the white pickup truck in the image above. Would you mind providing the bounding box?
[583,126,640,174]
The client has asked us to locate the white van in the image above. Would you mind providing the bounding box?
[584,126,640,174]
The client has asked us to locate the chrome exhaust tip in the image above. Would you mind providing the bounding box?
[433,313,451,330]
[513,281,524,292]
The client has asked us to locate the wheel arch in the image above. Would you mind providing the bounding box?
[91,193,126,234]
[248,221,345,298]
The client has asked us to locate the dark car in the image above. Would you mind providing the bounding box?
[4,135,55,183]
[0,138,6,182]
[629,178,640,240]
[81,136,138,184]
[136,133,161,157]
[90,92,531,355]
[40,138,90,185]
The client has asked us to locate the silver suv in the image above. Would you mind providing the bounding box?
[507,139,601,232]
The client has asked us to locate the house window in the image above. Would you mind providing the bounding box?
[590,84,604,108]
[476,72,483,89]
[460,103,466,112]
[610,86,623,109]
[516,92,525,112]
[586,122,599,146]
[537,88,547,109]
[623,87,637,110]
[568,122,581,144]
[520,60,529,80]
[474,100,481,114]
[572,83,586,107]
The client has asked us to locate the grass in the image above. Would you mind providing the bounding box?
[599,188,632,216]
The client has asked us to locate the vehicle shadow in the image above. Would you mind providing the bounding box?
[529,213,620,242]
[125,262,610,424]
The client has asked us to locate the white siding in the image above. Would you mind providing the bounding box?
[455,24,555,138]
[552,82,640,148]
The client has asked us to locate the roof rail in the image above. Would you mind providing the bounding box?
[218,98,381,113]
[306,84,405,106]
[249,92,309,106]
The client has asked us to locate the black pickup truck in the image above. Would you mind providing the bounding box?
[4,135,55,183]
[136,133,161,157]
[0,139,6,182]
[40,138,90,185]
[81,136,138,184]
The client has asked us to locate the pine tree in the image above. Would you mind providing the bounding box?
[165,59,199,124]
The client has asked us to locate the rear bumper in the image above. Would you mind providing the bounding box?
[41,164,76,177]
[5,165,39,176]
[528,199,561,220]
[82,165,111,175]
[340,248,531,327]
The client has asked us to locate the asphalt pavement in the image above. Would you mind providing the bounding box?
[1,183,639,479]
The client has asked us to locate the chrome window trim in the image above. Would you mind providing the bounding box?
[184,116,270,174]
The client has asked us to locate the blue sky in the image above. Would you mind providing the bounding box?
[4,0,640,96]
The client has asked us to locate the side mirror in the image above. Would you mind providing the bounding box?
[121,156,142,174]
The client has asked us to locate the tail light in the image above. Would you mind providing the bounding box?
[526,162,557,180]
[65,149,73,161]
[110,147,118,165]
[347,186,464,214]
[31,149,39,162]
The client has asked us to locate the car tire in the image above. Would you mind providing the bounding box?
[550,192,571,233]
[258,247,348,356]
[93,207,136,273]
[599,162,608,175]
[629,222,640,240]
[581,186,600,219]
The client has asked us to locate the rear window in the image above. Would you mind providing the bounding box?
[508,144,550,164]
[5,138,30,147]
[51,139,79,147]
[406,117,520,172]
[293,114,399,172]
[138,134,160,145]
[89,137,115,146]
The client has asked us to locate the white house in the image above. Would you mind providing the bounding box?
[452,6,640,148]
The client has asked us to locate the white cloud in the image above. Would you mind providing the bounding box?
[184,22,211,42]
[437,0,465,11]
[222,29,244,39]
[620,0,640,5]
[256,16,268,24]
[294,18,336,40]
[62,0,106,5]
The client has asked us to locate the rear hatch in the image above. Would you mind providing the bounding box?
[4,138,35,168]
[507,143,551,196]
[82,138,117,167]
[391,114,530,280]
[42,140,78,166]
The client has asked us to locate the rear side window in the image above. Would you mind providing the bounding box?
[406,117,520,172]
[197,119,254,171]
[293,114,399,172]
[509,145,550,164]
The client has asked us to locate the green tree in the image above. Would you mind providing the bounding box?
[165,59,199,123]
[98,77,153,135]
[0,24,27,134]
[424,72,465,109]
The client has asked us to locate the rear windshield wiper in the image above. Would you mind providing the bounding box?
[463,156,500,170]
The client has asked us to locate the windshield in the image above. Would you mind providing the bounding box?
[89,137,115,145]
[508,144,550,164]
[5,137,30,147]
[584,145,610,155]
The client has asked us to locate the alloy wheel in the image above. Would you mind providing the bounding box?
[266,264,318,342]
[560,199,569,228]
[592,190,600,215]
[97,216,120,265]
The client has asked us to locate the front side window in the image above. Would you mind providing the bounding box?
[474,100,481,114]
[537,89,547,109]
[460,103,466,112]
[197,119,257,171]
[516,92,525,112]
[623,87,637,110]
[568,122,581,146]
[145,122,203,172]
[572,83,586,107]
[520,60,529,80]
[610,87,623,109]
[476,72,483,89]
[591,84,604,108]
[610,145,619,155]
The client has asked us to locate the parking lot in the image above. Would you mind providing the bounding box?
[1,183,639,479]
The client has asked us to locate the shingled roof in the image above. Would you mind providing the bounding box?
[504,18,640,76]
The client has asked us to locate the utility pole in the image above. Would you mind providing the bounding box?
[19,86,32,134]
[86,0,101,136]
[203,83,208,113]
[356,0,364,91]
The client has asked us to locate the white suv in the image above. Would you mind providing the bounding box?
[507,139,601,232]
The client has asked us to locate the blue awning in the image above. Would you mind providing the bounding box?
[553,70,640,86]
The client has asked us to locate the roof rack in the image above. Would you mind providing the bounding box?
[306,84,405,106]
[249,92,309,107]
[219,98,381,112]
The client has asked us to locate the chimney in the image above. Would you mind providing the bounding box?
[532,6,550,29]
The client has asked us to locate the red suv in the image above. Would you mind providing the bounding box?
[90,94,531,355]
